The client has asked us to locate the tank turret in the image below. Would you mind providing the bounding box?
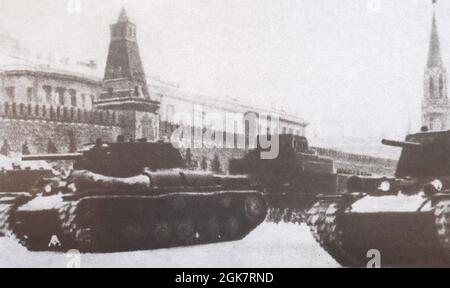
[230,134,345,224]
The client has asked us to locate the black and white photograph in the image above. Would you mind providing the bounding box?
[0,0,449,272]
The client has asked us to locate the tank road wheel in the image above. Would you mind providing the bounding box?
[152,221,173,245]
[221,196,234,210]
[244,195,267,224]
[75,228,94,252]
[307,200,359,267]
[434,200,450,265]
[221,216,241,240]
[121,224,145,249]
[175,219,198,245]
[201,217,221,242]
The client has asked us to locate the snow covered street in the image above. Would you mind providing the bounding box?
[0,223,339,268]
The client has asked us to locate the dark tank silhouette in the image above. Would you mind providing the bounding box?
[2,138,267,253]
[307,130,450,267]
[0,156,54,237]
[230,134,348,224]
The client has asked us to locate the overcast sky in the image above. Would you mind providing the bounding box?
[0,0,446,139]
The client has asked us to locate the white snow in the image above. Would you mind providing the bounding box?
[0,223,339,268]
[17,195,63,212]
[350,193,430,213]
[0,155,52,171]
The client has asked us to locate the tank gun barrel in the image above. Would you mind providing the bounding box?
[382,139,423,149]
[22,153,83,162]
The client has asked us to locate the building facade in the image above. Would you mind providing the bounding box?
[0,9,307,156]
[96,9,160,141]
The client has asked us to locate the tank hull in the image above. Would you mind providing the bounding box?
[0,193,32,237]
[307,196,450,267]
[0,170,53,193]
[12,191,267,253]
[264,173,349,224]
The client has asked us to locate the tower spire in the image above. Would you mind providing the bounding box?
[422,0,449,131]
[427,2,442,68]
[118,7,129,23]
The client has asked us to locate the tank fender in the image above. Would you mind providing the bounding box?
[349,193,433,214]
[143,170,216,189]
[214,175,251,188]
[68,170,151,191]
[16,194,64,212]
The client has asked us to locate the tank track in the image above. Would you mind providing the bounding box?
[306,197,450,267]
[306,199,361,267]
[267,208,305,224]
[0,194,31,237]
[16,192,267,253]
[434,199,450,266]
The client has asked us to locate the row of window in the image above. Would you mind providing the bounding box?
[165,104,303,136]
[429,76,446,99]
[3,86,94,108]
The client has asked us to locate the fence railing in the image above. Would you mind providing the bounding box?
[313,146,397,167]
[0,102,123,127]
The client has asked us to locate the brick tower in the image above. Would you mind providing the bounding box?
[95,8,160,140]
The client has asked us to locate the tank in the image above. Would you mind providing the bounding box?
[0,155,54,237]
[307,130,450,267]
[5,139,267,253]
[230,134,348,224]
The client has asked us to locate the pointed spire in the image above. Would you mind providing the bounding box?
[427,1,443,68]
[118,8,129,23]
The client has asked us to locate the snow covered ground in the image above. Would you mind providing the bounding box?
[0,223,339,268]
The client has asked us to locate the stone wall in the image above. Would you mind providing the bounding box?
[179,148,247,174]
[313,147,397,176]
[0,102,123,155]
[178,146,397,177]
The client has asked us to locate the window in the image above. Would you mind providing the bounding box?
[134,86,140,97]
[167,104,175,123]
[69,89,77,107]
[27,87,33,103]
[439,76,445,98]
[56,87,66,106]
[81,94,86,108]
[430,78,435,98]
[108,88,114,97]
[141,116,154,140]
[43,85,52,104]
[4,87,15,102]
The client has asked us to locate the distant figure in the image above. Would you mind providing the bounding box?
[0,140,11,156]
[185,148,194,170]
[211,154,222,174]
[201,157,208,171]
[47,140,58,154]
[22,141,31,155]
